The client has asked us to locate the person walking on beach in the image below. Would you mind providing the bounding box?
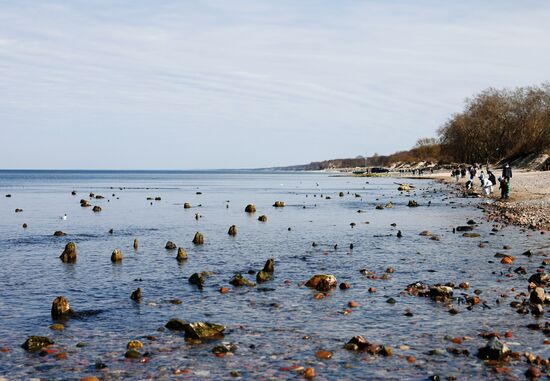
[498,177,510,199]
[502,164,512,181]
[460,167,466,178]
[488,171,496,193]
[479,171,485,187]
[482,177,492,196]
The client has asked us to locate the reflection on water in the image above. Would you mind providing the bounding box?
[0,171,548,379]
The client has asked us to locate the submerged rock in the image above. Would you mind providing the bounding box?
[228,225,237,236]
[193,232,204,245]
[229,274,255,287]
[184,202,191,209]
[258,215,268,222]
[111,249,122,262]
[59,242,77,263]
[530,287,545,304]
[176,247,187,261]
[256,259,274,283]
[273,201,285,207]
[456,226,474,232]
[429,285,453,302]
[22,336,54,352]
[92,206,102,212]
[477,337,510,360]
[407,200,418,207]
[528,273,550,287]
[51,296,74,319]
[133,239,138,250]
[305,274,337,291]
[183,321,225,339]
[127,340,143,350]
[54,231,66,237]
[80,199,90,207]
[212,342,237,354]
[245,204,256,213]
[165,241,177,250]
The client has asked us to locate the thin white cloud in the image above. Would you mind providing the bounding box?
[0,0,549,169]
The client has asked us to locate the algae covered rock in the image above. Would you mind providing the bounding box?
[228,225,237,236]
[51,296,74,319]
[305,274,337,291]
[273,201,285,207]
[165,241,177,250]
[192,232,204,245]
[183,321,225,339]
[111,248,122,262]
[245,204,256,213]
[258,215,268,222]
[229,273,255,287]
[189,272,211,289]
[256,258,274,283]
[59,242,77,263]
[130,287,141,302]
[477,337,510,360]
[22,336,54,352]
[176,247,187,261]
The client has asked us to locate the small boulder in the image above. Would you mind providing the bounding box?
[228,225,237,236]
[51,296,74,319]
[192,232,204,245]
[183,322,225,339]
[165,241,177,250]
[245,204,256,213]
[165,318,186,331]
[429,285,453,301]
[258,215,268,222]
[477,337,510,360]
[530,287,545,304]
[111,249,122,262]
[176,247,187,261]
[92,206,102,212]
[189,272,210,289]
[59,242,77,263]
[130,288,141,302]
[80,199,90,207]
[229,274,255,287]
[127,340,143,350]
[22,336,54,352]
[273,201,285,207]
[305,274,337,291]
[54,231,66,237]
[184,202,191,209]
[133,239,138,250]
[407,200,418,207]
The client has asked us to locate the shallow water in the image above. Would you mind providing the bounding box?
[0,170,548,380]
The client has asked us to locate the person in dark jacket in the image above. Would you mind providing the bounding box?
[488,171,496,192]
[502,164,512,180]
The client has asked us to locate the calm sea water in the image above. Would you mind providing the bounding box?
[0,170,548,380]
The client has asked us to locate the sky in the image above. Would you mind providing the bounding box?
[1,0,549,169]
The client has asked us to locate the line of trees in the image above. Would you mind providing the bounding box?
[438,83,550,163]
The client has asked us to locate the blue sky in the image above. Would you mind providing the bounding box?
[1,0,549,169]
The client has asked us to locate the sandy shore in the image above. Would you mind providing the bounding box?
[398,169,550,230]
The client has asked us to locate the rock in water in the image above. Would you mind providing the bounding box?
[165,318,187,331]
[127,340,143,350]
[92,206,102,212]
[184,202,191,209]
[80,199,90,207]
[111,249,122,262]
[257,258,274,283]
[182,322,225,339]
[258,215,268,222]
[228,225,237,236]
[165,241,177,250]
[189,272,210,289]
[54,231,66,237]
[305,274,337,291]
[245,204,256,213]
[229,274,255,287]
[530,287,545,304]
[130,288,141,302]
[407,200,418,207]
[273,201,285,207]
[176,247,187,261]
[429,285,453,302]
[22,336,54,352]
[133,239,138,250]
[51,296,73,318]
[59,242,77,263]
[477,337,510,360]
[192,232,204,245]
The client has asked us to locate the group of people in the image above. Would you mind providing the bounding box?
[451,163,513,199]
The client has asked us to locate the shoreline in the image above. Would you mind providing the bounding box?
[394,169,550,231]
